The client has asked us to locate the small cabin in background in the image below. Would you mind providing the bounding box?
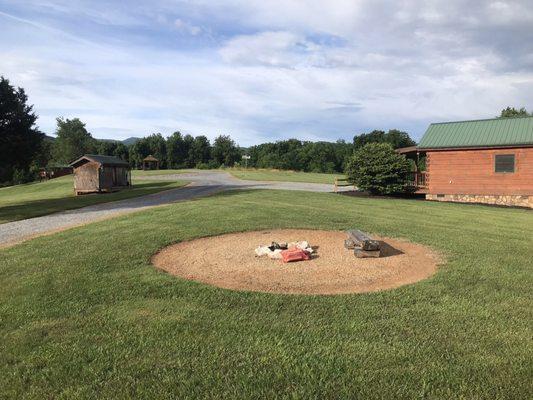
[69,155,131,195]
[38,166,73,181]
[142,155,159,170]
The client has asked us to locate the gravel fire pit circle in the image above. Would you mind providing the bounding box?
[152,229,441,295]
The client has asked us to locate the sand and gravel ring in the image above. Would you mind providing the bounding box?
[152,229,441,295]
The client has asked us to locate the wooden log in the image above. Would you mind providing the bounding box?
[346,230,380,251]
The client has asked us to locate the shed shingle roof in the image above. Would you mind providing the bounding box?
[70,154,129,168]
[418,116,533,149]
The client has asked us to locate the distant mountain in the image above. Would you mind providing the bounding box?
[122,137,141,146]
[97,138,119,143]
[44,134,141,146]
[44,135,142,146]
[94,137,141,146]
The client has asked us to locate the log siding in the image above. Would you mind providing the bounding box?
[426,147,533,196]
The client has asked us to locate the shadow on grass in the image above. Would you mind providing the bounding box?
[0,181,181,223]
[338,191,427,201]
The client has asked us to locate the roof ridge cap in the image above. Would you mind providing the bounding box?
[430,115,533,125]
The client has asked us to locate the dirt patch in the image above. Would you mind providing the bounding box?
[152,229,441,295]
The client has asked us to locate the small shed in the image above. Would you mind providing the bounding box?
[142,155,159,170]
[69,155,131,195]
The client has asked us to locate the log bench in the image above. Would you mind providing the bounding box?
[345,229,381,258]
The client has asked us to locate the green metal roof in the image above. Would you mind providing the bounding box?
[418,116,533,149]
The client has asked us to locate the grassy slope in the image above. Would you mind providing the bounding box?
[0,191,532,399]
[0,175,186,223]
[229,169,342,184]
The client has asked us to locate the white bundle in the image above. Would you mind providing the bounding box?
[254,246,283,259]
[255,240,313,260]
[255,246,271,257]
[288,241,313,254]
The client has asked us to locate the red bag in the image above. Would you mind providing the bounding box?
[281,248,310,263]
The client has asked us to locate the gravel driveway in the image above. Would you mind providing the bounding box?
[0,170,349,247]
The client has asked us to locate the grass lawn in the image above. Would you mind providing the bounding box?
[131,169,188,177]
[0,190,531,398]
[0,175,187,224]
[229,168,343,184]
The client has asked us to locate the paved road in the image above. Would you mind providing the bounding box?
[0,171,349,247]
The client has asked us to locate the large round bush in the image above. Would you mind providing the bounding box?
[345,143,411,195]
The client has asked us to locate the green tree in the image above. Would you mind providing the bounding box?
[278,139,305,170]
[300,142,337,173]
[129,138,151,168]
[246,138,352,173]
[94,140,129,162]
[166,131,186,168]
[0,76,44,183]
[189,135,211,166]
[32,137,53,168]
[145,133,167,168]
[345,142,411,195]
[353,129,415,151]
[182,134,195,167]
[113,142,129,161]
[130,134,167,168]
[212,135,240,167]
[96,140,117,156]
[52,118,96,164]
[385,129,416,149]
[499,107,532,118]
[353,130,386,150]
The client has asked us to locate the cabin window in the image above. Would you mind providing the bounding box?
[494,154,515,173]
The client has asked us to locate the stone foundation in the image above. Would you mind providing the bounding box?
[426,194,533,208]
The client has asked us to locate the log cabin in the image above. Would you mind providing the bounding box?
[38,166,73,181]
[400,116,533,208]
[70,155,131,195]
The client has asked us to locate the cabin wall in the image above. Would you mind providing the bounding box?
[73,162,100,193]
[425,147,533,208]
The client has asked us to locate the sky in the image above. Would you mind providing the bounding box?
[1,1,532,146]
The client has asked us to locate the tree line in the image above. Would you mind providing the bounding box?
[49,117,241,171]
[1,75,531,186]
[45,121,417,175]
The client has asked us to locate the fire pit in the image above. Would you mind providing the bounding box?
[151,229,441,295]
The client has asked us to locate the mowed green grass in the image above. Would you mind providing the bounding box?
[0,175,187,224]
[0,190,532,399]
[229,168,343,184]
[131,169,188,177]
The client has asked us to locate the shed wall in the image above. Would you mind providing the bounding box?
[100,166,129,190]
[426,147,533,195]
[73,162,100,192]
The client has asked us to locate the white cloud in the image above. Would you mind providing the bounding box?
[219,31,320,67]
[174,18,202,35]
[1,0,532,145]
